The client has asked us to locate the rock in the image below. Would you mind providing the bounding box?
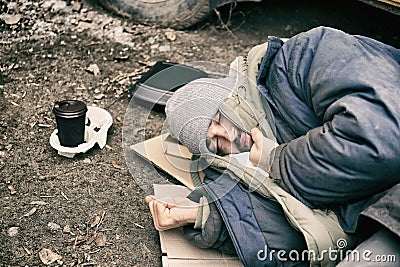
[165,32,176,41]
[86,64,100,76]
[52,1,67,13]
[39,248,62,265]
[159,45,171,52]
[0,14,23,25]
[7,227,19,237]
[41,1,55,10]
[47,222,61,231]
[82,158,91,164]
[71,2,82,12]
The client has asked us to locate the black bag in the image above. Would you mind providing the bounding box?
[129,61,209,109]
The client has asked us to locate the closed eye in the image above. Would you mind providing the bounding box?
[206,138,217,153]
[206,112,225,155]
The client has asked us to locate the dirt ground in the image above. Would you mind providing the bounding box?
[0,0,399,266]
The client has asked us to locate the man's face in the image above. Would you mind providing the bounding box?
[206,112,253,155]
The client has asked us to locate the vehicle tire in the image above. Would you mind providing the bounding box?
[97,0,211,29]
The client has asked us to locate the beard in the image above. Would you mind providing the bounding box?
[234,128,253,153]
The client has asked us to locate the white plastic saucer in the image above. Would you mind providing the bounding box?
[50,106,113,158]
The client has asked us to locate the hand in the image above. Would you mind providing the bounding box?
[145,196,199,231]
[249,128,278,172]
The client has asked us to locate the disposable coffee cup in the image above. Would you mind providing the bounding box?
[53,100,88,147]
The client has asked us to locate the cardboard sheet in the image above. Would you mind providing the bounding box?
[154,184,243,267]
[130,133,195,189]
[131,137,243,267]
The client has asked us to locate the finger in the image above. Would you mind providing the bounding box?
[154,200,169,217]
[148,200,160,230]
[251,128,263,146]
[145,195,157,204]
[146,196,170,208]
[149,200,169,231]
[154,201,171,231]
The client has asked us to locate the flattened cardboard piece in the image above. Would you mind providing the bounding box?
[131,133,205,189]
[163,134,191,159]
[130,133,195,189]
[154,184,243,267]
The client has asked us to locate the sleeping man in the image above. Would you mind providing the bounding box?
[145,26,400,266]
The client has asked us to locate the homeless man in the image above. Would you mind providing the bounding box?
[145,26,400,266]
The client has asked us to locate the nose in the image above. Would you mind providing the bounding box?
[214,124,232,141]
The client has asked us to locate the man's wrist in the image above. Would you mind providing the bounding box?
[184,206,199,224]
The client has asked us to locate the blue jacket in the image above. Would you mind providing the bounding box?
[258,26,400,234]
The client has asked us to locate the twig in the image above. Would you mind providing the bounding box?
[22,246,31,255]
[95,211,106,231]
[213,8,237,39]
[133,223,144,229]
[71,232,95,246]
[61,191,69,201]
[73,236,78,249]
[98,228,113,232]
[88,41,106,46]
[79,262,97,266]
[39,166,78,180]
[87,186,102,204]
[89,248,102,254]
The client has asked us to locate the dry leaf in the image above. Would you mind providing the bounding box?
[80,244,92,251]
[23,207,37,217]
[63,224,71,233]
[0,14,23,25]
[86,232,97,245]
[94,93,105,100]
[111,160,122,169]
[133,127,145,137]
[90,215,101,228]
[72,2,82,12]
[86,64,100,76]
[8,185,17,195]
[39,248,62,265]
[95,232,106,247]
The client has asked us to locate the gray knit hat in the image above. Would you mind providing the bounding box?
[165,77,234,154]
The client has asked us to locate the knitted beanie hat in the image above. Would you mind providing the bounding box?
[165,77,234,154]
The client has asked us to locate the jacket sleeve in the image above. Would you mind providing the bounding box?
[183,187,236,255]
[267,27,400,208]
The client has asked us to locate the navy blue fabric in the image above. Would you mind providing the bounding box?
[256,27,400,232]
[202,168,308,267]
[202,168,275,267]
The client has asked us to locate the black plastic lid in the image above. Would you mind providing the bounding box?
[53,100,87,118]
